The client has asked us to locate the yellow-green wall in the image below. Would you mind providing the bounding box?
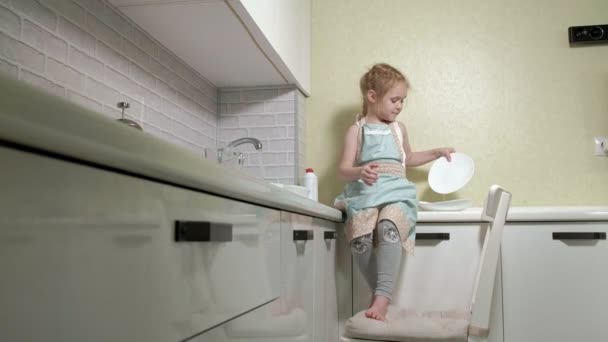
[309,0,608,206]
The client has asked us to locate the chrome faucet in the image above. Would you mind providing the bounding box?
[227,137,263,150]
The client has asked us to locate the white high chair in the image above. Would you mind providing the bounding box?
[344,185,512,342]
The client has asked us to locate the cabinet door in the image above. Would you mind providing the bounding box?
[502,223,608,342]
[353,223,486,313]
[314,221,339,342]
[279,212,316,341]
[0,146,280,342]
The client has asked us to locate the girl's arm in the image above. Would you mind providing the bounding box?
[338,124,378,185]
[399,122,454,167]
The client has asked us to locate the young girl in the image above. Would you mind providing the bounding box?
[334,63,454,321]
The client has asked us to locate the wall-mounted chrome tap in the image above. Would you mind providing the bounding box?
[227,137,263,150]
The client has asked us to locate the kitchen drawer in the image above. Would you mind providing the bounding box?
[502,223,608,342]
[0,146,280,342]
[353,223,487,313]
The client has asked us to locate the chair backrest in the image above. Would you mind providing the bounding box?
[468,185,511,338]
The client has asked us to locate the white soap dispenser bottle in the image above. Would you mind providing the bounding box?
[302,168,318,201]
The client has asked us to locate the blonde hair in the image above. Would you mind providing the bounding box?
[357,63,409,121]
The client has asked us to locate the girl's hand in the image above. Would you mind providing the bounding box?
[360,164,379,185]
[436,147,455,162]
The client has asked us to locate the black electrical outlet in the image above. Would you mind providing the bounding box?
[569,24,608,45]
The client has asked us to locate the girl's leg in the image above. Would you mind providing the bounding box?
[366,219,402,321]
[350,233,377,293]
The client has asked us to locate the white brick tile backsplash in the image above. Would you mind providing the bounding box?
[266,139,295,152]
[58,18,95,55]
[47,57,85,90]
[227,102,265,115]
[105,66,138,97]
[85,12,121,51]
[95,42,128,75]
[265,100,294,113]
[13,0,57,31]
[129,26,158,59]
[238,114,275,127]
[138,86,161,111]
[0,57,18,77]
[220,128,248,142]
[22,20,68,63]
[220,116,238,128]
[241,88,277,102]
[156,79,176,102]
[86,76,119,104]
[220,90,240,103]
[277,88,295,101]
[161,98,181,119]
[129,62,156,90]
[21,70,65,97]
[218,86,301,181]
[262,152,288,165]
[144,106,171,128]
[276,113,295,125]
[121,39,148,68]
[0,32,45,72]
[0,5,20,37]
[45,0,86,28]
[249,126,286,139]
[264,166,294,179]
[99,5,131,35]
[70,46,104,79]
[73,0,105,17]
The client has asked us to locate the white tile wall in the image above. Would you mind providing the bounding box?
[0,0,217,156]
[0,0,307,184]
[219,86,306,184]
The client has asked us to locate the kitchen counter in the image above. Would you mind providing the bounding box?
[418,206,608,222]
[0,75,342,222]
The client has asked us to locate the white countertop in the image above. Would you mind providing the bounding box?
[418,206,608,222]
[2,76,607,224]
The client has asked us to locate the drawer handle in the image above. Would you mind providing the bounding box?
[417,233,450,240]
[293,230,314,241]
[552,232,606,240]
[324,231,337,240]
[174,221,233,242]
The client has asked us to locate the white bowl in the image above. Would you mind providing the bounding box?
[428,152,475,194]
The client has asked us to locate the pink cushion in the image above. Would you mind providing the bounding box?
[345,306,470,342]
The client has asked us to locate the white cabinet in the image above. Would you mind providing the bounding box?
[502,222,608,342]
[191,212,338,341]
[0,145,280,342]
[108,0,311,94]
[313,221,339,342]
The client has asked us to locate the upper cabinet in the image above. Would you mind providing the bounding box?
[108,0,311,95]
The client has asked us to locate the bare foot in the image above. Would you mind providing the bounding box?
[365,295,390,321]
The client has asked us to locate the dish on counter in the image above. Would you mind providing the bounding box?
[418,199,473,211]
[428,152,475,194]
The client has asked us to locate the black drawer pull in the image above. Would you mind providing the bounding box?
[324,231,337,240]
[552,232,606,240]
[417,233,450,240]
[174,221,233,242]
[293,230,314,241]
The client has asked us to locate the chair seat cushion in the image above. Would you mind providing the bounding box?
[345,306,470,342]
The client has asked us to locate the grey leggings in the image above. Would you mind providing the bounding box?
[350,219,402,300]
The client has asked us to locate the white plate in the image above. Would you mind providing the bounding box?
[428,152,475,194]
[418,199,473,211]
